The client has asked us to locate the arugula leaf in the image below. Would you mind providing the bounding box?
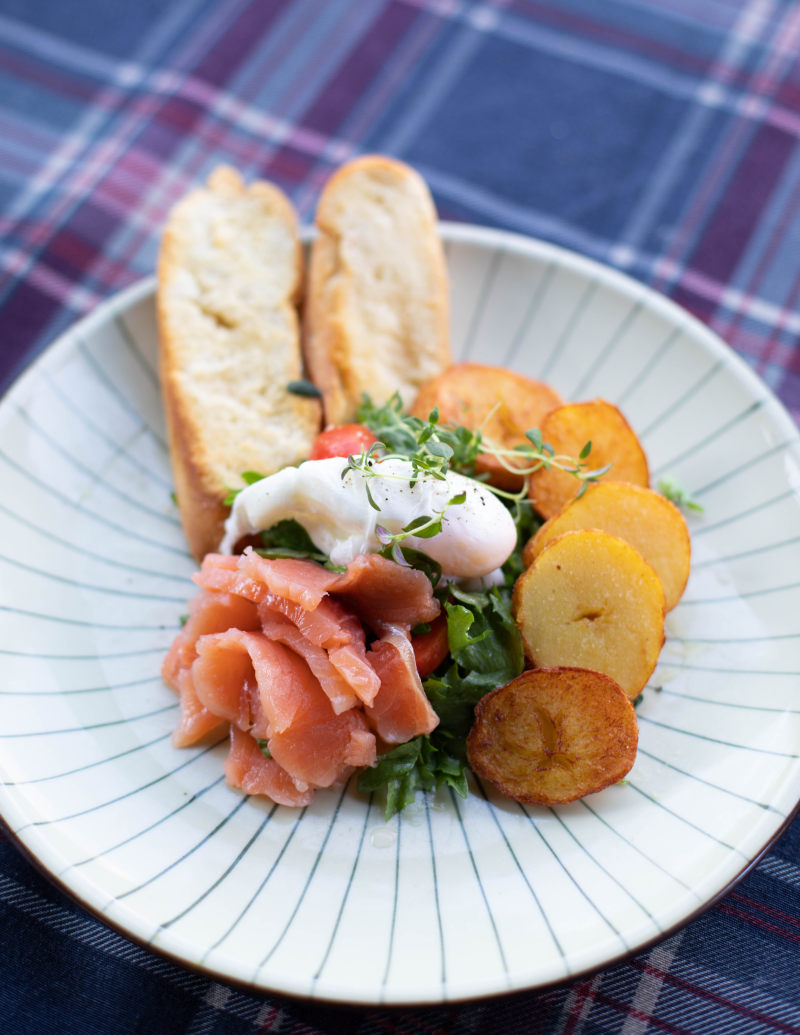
[425,585,524,741]
[357,732,468,818]
[256,519,345,571]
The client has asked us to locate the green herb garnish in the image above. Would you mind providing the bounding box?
[257,519,345,572]
[657,476,703,513]
[287,379,323,398]
[357,733,467,818]
[357,392,481,474]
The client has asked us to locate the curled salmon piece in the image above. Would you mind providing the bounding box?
[366,626,440,745]
[257,597,380,707]
[192,629,301,736]
[225,725,314,808]
[269,696,376,789]
[162,589,260,747]
[195,551,337,610]
[260,592,360,649]
[196,551,440,632]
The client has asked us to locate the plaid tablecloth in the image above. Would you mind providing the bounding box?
[2,1,800,1032]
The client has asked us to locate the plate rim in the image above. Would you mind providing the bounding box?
[1,220,799,1006]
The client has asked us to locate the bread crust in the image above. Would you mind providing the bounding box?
[158,166,321,560]
[303,155,451,424]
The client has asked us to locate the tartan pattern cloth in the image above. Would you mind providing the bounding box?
[1,0,799,1031]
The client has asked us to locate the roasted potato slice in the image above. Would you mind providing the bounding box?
[410,362,563,489]
[523,481,691,611]
[513,529,665,698]
[528,399,649,518]
[467,667,638,805]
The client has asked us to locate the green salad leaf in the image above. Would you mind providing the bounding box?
[257,518,345,571]
[425,585,524,743]
[657,476,704,513]
[358,734,467,818]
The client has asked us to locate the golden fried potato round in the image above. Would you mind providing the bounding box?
[513,529,665,698]
[527,399,649,519]
[466,667,638,805]
[410,362,563,489]
[522,481,691,611]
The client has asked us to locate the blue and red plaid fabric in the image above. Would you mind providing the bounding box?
[2,1,800,1031]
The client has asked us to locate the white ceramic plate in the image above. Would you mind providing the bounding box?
[1,224,799,1006]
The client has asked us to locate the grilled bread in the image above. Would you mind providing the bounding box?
[303,155,451,425]
[158,166,321,560]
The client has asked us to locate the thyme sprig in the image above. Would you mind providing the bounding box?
[483,427,611,502]
[354,393,610,537]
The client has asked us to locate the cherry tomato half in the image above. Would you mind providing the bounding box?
[308,423,378,460]
[411,614,450,678]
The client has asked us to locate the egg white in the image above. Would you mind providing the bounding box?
[220,456,517,578]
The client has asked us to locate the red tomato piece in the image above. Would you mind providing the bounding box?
[308,424,378,460]
[411,614,450,678]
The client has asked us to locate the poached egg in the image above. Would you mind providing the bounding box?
[219,456,516,578]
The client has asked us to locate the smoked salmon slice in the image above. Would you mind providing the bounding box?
[194,628,323,735]
[256,596,380,706]
[330,554,441,629]
[366,626,440,744]
[266,664,376,788]
[192,625,376,790]
[195,551,338,610]
[225,725,314,808]
[162,589,260,747]
[257,616,360,714]
[196,550,440,629]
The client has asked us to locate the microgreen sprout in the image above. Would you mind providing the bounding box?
[481,427,611,495]
[353,393,610,542]
[657,476,704,513]
[356,393,482,476]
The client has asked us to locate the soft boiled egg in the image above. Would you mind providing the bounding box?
[219,456,517,578]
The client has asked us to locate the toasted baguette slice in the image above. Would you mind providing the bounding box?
[158,166,321,561]
[303,155,451,424]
